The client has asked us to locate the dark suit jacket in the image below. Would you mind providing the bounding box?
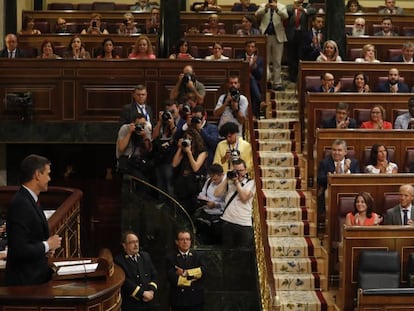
[376,81,410,93]
[317,157,360,188]
[114,251,158,311]
[285,4,316,40]
[321,116,357,129]
[0,48,27,58]
[238,53,264,82]
[384,205,414,225]
[231,3,258,11]
[167,250,204,308]
[302,29,325,61]
[120,102,154,125]
[390,55,406,62]
[5,187,52,285]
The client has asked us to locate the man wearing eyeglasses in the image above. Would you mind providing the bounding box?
[214,158,256,248]
[350,17,366,37]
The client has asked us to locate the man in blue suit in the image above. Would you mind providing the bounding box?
[321,102,357,129]
[376,68,410,93]
[390,42,414,63]
[6,154,62,285]
[317,139,360,222]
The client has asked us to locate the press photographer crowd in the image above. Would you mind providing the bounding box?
[116,68,255,247]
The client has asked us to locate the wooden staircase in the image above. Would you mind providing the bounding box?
[254,88,337,310]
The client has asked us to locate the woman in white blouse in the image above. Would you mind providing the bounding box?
[365,144,398,174]
[355,44,380,63]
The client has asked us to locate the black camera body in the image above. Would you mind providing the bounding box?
[123,19,128,25]
[162,110,173,123]
[182,138,191,148]
[92,21,97,28]
[5,92,33,121]
[182,73,195,84]
[135,123,144,133]
[229,87,240,102]
[230,149,240,161]
[191,116,202,125]
[227,170,238,179]
[182,103,192,114]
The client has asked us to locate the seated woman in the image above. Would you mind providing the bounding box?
[202,14,226,35]
[360,104,392,129]
[236,15,260,36]
[37,39,61,59]
[346,0,364,13]
[81,13,109,35]
[347,72,370,93]
[316,40,342,62]
[118,12,138,35]
[345,192,382,226]
[19,15,41,35]
[128,35,156,59]
[169,38,194,59]
[365,144,398,174]
[355,44,380,63]
[205,42,229,60]
[96,38,120,59]
[172,127,208,215]
[191,0,222,12]
[63,35,91,59]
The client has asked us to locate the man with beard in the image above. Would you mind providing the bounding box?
[376,68,409,93]
[350,17,366,36]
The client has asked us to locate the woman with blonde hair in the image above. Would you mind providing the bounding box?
[128,35,156,59]
[202,14,226,35]
[355,44,380,63]
[360,104,392,129]
[316,40,342,62]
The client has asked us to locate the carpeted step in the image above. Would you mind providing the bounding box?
[259,166,299,178]
[268,89,297,101]
[258,151,303,167]
[261,190,310,208]
[256,140,295,152]
[267,220,316,237]
[268,237,323,258]
[277,290,334,311]
[261,177,301,190]
[272,257,326,274]
[274,273,327,291]
[266,207,314,223]
[255,129,293,140]
[268,99,300,111]
[256,118,298,129]
[266,109,299,120]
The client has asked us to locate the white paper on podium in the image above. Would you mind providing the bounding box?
[57,263,99,276]
[54,259,92,267]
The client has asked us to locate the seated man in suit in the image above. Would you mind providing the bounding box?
[317,139,360,222]
[394,96,414,129]
[0,33,27,58]
[390,42,414,63]
[313,72,341,93]
[378,0,404,15]
[374,17,398,36]
[322,102,357,129]
[376,68,409,93]
[384,184,414,225]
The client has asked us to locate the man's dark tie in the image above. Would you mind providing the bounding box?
[8,51,12,59]
[403,209,409,225]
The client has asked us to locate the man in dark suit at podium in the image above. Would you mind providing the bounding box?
[6,154,62,286]
[115,231,158,311]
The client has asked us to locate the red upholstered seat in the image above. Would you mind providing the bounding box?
[387,48,402,61]
[34,21,51,33]
[335,195,355,243]
[305,76,320,92]
[402,26,414,36]
[48,3,75,10]
[383,193,400,214]
[92,2,116,10]
[348,48,362,61]
[316,109,335,128]
[404,148,414,173]
[339,77,354,91]
[354,108,371,127]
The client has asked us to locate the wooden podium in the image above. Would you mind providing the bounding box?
[0,264,124,311]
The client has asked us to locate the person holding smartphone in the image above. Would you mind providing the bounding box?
[81,13,109,35]
[118,12,138,35]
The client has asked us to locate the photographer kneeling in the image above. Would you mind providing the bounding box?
[214,159,255,248]
[172,127,208,215]
[116,112,153,182]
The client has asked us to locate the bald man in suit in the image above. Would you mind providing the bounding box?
[384,184,414,225]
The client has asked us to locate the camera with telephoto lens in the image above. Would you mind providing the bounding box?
[162,110,173,123]
[182,103,191,114]
[135,123,144,134]
[92,21,97,28]
[227,170,238,179]
[182,138,191,148]
[230,149,240,161]
[229,87,240,102]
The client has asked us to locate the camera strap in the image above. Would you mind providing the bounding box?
[222,178,252,213]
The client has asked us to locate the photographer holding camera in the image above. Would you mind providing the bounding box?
[172,127,208,215]
[214,158,255,248]
[116,112,153,181]
[151,100,180,196]
[81,13,109,35]
[214,76,248,137]
[183,105,219,168]
[213,122,253,174]
[170,65,206,105]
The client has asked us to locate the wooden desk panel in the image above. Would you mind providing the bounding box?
[326,173,414,301]
[0,59,250,122]
[305,93,412,182]
[339,225,414,311]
